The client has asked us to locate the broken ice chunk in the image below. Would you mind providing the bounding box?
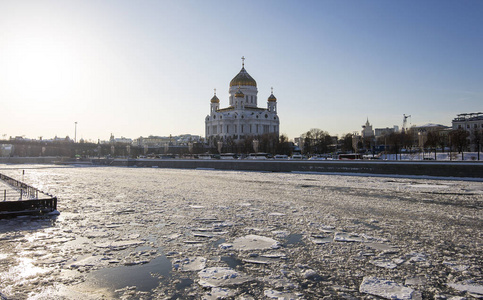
[443,261,470,272]
[272,230,290,238]
[302,269,322,280]
[202,287,236,299]
[189,205,205,209]
[219,243,233,250]
[268,212,285,216]
[370,258,398,269]
[198,267,253,287]
[193,232,215,238]
[175,256,206,272]
[407,252,427,263]
[334,232,363,242]
[263,289,303,300]
[232,235,281,251]
[69,255,105,269]
[365,242,397,252]
[405,276,427,286]
[95,240,145,250]
[242,257,277,265]
[359,277,420,299]
[447,282,483,296]
[311,235,332,245]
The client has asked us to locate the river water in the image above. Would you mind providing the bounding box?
[0,165,481,299]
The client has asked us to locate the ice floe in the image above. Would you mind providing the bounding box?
[447,282,483,296]
[310,235,332,244]
[95,240,145,249]
[263,289,303,300]
[198,267,253,287]
[359,277,420,299]
[232,235,280,251]
[333,232,364,242]
[369,258,399,269]
[202,287,236,300]
[174,256,206,272]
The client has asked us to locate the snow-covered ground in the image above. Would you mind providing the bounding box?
[0,165,481,299]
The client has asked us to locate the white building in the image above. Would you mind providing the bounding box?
[452,112,483,132]
[374,126,399,138]
[109,134,133,145]
[452,112,483,151]
[361,118,374,138]
[205,58,280,143]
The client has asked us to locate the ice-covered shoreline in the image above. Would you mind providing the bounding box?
[0,165,481,299]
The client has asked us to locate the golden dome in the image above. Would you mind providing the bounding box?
[268,87,277,102]
[230,67,257,87]
[210,88,219,103]
[268,93,277,102]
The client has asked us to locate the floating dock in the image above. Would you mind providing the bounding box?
[0,172,57,218]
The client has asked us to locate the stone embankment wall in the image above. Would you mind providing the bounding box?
[94,159,483,178]
[0,157,481,178]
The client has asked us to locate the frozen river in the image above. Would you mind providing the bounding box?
[0,165,482,299]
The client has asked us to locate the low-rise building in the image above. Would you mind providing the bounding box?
[374,126,399,138]
[452,112,483,151]
[414,123,449,148]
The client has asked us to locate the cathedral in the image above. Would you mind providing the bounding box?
[205,58,280,144]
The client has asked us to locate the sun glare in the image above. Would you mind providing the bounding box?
[4,36,79,102]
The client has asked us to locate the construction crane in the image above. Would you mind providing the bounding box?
[402,114,411,132]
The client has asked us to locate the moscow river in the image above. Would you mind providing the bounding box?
[0,165,482,299]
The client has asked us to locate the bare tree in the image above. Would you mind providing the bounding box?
[472,128,482,160]
[340,133,353,153]
[449,129,469,159]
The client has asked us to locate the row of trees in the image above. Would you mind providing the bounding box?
[4,126,481,158]
[2,133,294,157]
[299,127,481,158]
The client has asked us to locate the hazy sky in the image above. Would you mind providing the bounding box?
[1,0,482,141]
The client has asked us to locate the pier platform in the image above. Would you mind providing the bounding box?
[0,173,57,218]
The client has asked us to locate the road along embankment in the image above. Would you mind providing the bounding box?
[92,159,483,179]
[0,157,60,164]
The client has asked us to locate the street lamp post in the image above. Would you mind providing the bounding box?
[74,122,78,143]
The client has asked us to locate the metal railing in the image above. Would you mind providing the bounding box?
[0,173,47,200]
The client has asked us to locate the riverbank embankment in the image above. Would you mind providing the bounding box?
[95,158,482,179]
[0,157,481,178]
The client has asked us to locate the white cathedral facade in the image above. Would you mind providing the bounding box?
[205,58,280,144]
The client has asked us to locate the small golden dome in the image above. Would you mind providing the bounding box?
[268,87,277,102]
[268,93,277,102]
[230,67,257,87]
[211,88,220,103]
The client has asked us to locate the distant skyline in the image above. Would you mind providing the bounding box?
[1,0,482,141]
